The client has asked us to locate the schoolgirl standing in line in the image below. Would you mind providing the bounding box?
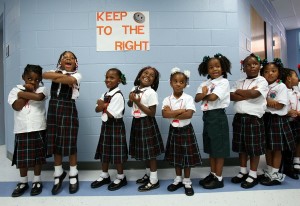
[43,51,82,195]
[162,67,201,196]
[195,53,231,189]
[8,64,47,197]
[281,68,300,180]
[259,59,295,186]
[230,53,268,189]
[128,66,164,192]
[91,68,128,191]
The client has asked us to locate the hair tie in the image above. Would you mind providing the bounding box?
[202,56,210,63]
[171,67,181,74]
[261,59,269,67]
[214,53,223,58]
[255,55,261,63]
[273,58,283,68]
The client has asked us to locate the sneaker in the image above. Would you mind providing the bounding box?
[199,173,214,186]
[138,181,160,192]
[203,176,224,189]
[260,172,285,186]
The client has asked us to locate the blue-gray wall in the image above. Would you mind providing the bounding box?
[287,29,300,69]
[2,0,288,162]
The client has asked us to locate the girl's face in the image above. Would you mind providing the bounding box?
[22,71,41,90]
[60,52,77,72]
[243,57,260,78]
[290,71,299,87]
[263,64,279,84]
[105,70,120,90]
[208,58,223,79]
[170,73,186,95]
[139,68,156,88]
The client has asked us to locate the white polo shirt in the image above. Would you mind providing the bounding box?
[130,86,158,118]
[100,87,124,119]
[162,92,196,127]
[265,81,288,116]
[196,76,230,111]
[231,76,268,118]
[8,85,48,134]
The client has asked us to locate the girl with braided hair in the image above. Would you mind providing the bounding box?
[43,51,82,195]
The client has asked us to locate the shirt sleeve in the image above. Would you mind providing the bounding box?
[212,80,230,101]
[147,90,159,106]
[8,87,19,105]
[256,78,269,98]
[36,86,48,100]
[185,95,196,112]
[275,84,288,105]
[106,93,124,118]
[162,97,169,110]
[72,73,82,85]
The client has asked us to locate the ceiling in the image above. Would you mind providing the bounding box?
[270,0,300,30]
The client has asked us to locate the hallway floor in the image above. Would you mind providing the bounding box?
[1,145,300,206]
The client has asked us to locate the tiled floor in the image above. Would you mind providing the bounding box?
[1,145,300,206]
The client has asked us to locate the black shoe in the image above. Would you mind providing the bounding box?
[69,174,79,194]
[11,183,29,197]
[184,184,194,196]
[91,176,111,188]
[108,177,127,191]
[51,171,67,195]
[203,176,224,189]
[30,182,43,196]
[294,163,300,174]
[231,172,248,184]
[241,175,258,189]
[136,174,149,184]
[167,182,183,192]
[199,173,214,186]
[138,180,160,192]
[283,169,299,180]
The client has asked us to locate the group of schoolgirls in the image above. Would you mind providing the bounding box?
[8,51,300,198]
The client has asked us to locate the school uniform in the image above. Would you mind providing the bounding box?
[8,85,48,168]
[47,71,82,157]
[231,76,268,156]
[288,88,300,144]
[196,76,230,158]
[162,93,201,168]
[129,86,164,160]
[263,82,295,151]
[94,87,128,164]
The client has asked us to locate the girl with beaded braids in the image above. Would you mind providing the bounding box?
[43,51,82,195]
[8,64,48,197]
[91,68,128,191]
[259,59,295,186]
[195,53,231,189]
[162,67,201,196]
[230,53,268,189]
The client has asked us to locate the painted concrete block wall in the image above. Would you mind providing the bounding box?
[287,29,300,69]
[2,0,288,163]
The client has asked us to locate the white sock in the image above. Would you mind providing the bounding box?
[237,167,247,178]
[54,165,63,185]
[183,178,192,188]
[33,175,41,183]
[146,168,150,176]
[97,171,109,181]
[246,170,257,182]
[150,171,158,184]
[113,174,125,184]
[173,176,182,185]
[215,175,223,181]
[69,165,78,176]
[267,165,273,173]
[293,157,300,169]
[271,167,279,174]
[20,176,28,183]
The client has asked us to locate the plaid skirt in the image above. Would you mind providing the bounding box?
[165,124,202,168]
[289,120,300,144]
[263,113,295,151]
[94,118,128,164]
[232,113,265,157]
[129,116,164,160]
[46,98,79,157]
[12,130,47,168]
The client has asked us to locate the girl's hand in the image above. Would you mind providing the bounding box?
[24,84,35,92]
[97,99,105,107]
[129,92,141,103]
[251,86,258,90]
[202,86,208,95]
[288,109,298,117]
[163,105,171,112]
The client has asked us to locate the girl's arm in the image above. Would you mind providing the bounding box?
[288,109,298,117]
[175,109,194,120]
[18,91,45,101]
[95,99,107,113]
[12,98,28,111]
[230,92,246,101]
[195,86,208,102]
[129,92,156,117]
[162,105,185,118]
[234,89,261,99]
[266,98,284,110]
[43,72,77,85]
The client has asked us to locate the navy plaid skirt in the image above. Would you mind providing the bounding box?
[12,130,47,168]
[263,113,295,151]
[232,113,265,156]
[165,124,202,168]
[129,116,164,160]
[94,118,128,164]
[46,98,79,156]
[290,120,300,144]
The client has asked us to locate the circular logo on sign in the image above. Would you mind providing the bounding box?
[133,12,145,23]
